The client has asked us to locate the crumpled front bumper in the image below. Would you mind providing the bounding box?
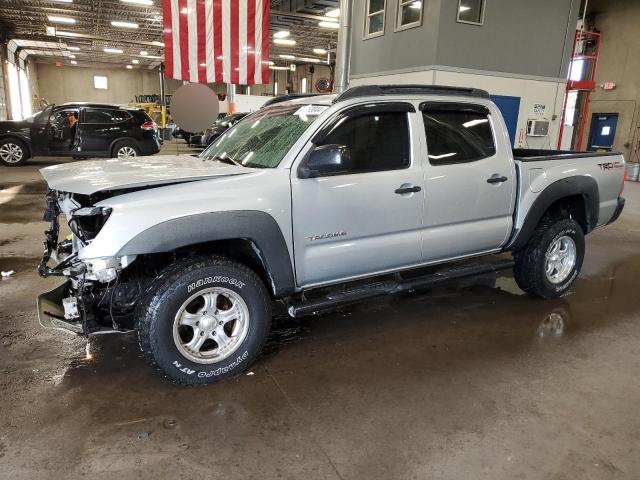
[37,280,84,334]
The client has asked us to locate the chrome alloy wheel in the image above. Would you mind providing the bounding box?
[116,146,137,158]
[173,287,250,364]
[0,142,24,164]
[545,235,577,284]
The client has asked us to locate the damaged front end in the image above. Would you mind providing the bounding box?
[37,189,139,335]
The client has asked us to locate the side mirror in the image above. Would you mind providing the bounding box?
[299,144,353,179]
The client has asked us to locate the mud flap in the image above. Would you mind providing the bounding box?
[37,280,83,335]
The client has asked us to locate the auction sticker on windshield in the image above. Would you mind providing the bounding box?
[295,105,329,117]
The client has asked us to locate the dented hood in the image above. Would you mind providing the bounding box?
[40,155,252,195]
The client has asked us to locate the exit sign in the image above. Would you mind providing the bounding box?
[603,82,617,90]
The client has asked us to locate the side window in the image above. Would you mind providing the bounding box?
[320,111,410,174]
[109,109,132,123]
[364,0,386,39]
[457,0,486,25]
[83,108,130,124]
[51,109,79,127]
[422,106,496,165]
[396,0,423,31]
[84,108,113,124]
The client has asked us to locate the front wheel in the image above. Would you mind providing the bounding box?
[513,218,585,299]
[137,257,271,385]
[0,138,30,166]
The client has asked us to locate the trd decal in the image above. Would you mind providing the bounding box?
[598,161,624,171]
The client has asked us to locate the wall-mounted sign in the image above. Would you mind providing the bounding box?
[602,82,617,90]
[533,103,546,115]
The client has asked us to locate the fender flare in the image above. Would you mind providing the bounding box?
[506,176,599,251]
[116,210,296,297]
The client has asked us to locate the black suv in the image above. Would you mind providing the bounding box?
[0,103,161,166]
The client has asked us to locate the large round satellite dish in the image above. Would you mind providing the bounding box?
[171,83,220,132]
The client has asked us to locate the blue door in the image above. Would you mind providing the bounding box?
[490,95,521,147]
[588,113,618,151]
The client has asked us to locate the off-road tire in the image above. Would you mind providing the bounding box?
[0,138,30,166]
[513,217,585,299]
[137,257,271,385]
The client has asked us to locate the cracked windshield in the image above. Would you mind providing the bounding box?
[200,104,328,168]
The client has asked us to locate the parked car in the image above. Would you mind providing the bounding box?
[37,84,625,385]
[200,113,249,146]
[0,103,161,166]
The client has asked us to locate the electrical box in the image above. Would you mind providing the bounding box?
[527,119,550,137]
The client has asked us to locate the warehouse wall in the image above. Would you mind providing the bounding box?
[350,0,580,80]
[584,0,640,161]
[36,63,160,105]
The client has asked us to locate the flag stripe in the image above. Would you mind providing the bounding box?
[230,0,239,84]
[205,0,215,82]
[196,0,206,82]
[187,0,198,82]
[222,0,231,83]
[178,0,189,80]
[261,0,269,84]
[213,0,223,83]
[163,0,174,79]
[239,0,248,85]
[254,0,262,84]
[171,0,181,80]
[246,0,255,85]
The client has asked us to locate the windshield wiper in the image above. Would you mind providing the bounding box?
[204,155,241,166]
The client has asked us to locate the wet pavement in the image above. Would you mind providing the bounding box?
[1,153,640,479]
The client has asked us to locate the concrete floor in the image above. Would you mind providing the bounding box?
[1,150,640,479]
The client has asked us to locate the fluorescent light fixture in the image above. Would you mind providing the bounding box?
[273,30,290,38]
[301,77,307,93]
[67,46,80,51]
[269,66,289,71]
[151,41,164,46]
[132,59,140,64]
[47,15,76,24]
[318,21,339,29]
[300,57,322,63]
[459,5,471,11]
[54,30,84,37]
[50,0,73,2]
[140,50,148,55]
[313,48,327,55]
[279,54,295,59]
[262,60,275,65]
[70,60,78,64]
[132,53,162,59]
[126,65,133,69]
[19,69,32,118]
[46,26,57,36]
[274,38,296,46]
[325,8,340,17]
[111,20,139,28]
[68,54,76,59]
[104,47,124,53]
[274,81,279,94]
[410,1,422,8]
[121,0,154,5]
[200,63,206,67]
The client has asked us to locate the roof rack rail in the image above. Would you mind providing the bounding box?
[333,84,490,103]
[262,93,325,108]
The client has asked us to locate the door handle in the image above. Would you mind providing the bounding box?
[395,185,422,194]
[486,174,508,184]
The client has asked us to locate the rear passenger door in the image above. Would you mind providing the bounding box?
[291,103,425,287]
[79,108,131,154]
[420,102,516,261]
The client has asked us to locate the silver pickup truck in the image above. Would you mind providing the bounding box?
[37,85,626,384]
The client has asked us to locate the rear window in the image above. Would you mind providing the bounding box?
[84,108,131,124]
[422,104,496,165]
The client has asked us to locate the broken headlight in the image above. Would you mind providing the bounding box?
[68,206,112,242]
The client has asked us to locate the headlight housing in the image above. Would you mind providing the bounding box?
[68,206,112,242]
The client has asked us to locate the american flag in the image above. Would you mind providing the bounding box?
[162,0,270,85]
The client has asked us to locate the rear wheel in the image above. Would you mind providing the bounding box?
[0,138,30,166]
[514,217,585,299]
[112,141,140,159]
[137,257,271,385]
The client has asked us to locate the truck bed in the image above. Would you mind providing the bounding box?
[513,148,621,162]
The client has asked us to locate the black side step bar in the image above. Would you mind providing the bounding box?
[287,259,515,318]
